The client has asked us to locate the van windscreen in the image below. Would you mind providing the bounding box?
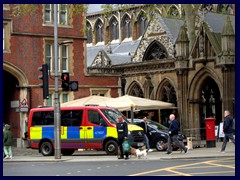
[101,109,123,124]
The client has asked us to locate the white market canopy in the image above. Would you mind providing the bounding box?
[61,95,113,107]
[105,95,175,111]
[61,95,175,111]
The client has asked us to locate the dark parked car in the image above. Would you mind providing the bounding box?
[128,119,187,151]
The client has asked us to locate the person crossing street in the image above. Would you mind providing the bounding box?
[166,114,188,155]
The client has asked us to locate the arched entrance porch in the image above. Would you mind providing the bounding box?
[3,61,29,147]
[188,68,222,139]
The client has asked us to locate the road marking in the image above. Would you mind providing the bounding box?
[128,157,235,176]
[189,170,235,175]
[165,169,192,176]
[204,162,235,169]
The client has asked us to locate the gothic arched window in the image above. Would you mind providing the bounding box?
[143,41,168,61]
[110,17,119,41]
[86,22,92,44]
[168,6,180,17]
[137,13,148,38]
[128,82,143,98]
[161,82,177,107]
[95,19,104,43]
[123,15,132,39]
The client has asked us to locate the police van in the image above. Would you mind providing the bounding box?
[27,105,145,156]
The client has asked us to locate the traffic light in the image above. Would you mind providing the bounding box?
[70,81,78,91]
[61,72,69,91]
[38,64,49,99]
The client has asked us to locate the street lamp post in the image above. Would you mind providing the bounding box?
[54,4,61,159]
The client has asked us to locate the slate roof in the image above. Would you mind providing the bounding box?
[205,12,235,33]
[86,9,235,68]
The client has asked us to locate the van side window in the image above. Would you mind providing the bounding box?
[61,110,83,126]
[32,111,54,126]
[88,110,105,125]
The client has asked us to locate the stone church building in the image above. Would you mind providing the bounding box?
[86,4,235,138]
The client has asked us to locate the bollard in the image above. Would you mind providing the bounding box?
[187,137,193,149]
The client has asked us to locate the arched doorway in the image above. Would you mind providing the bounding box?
[199,77,222,139]
[3,71,20,141]
[3,62,29,147]
[188,67,222,140]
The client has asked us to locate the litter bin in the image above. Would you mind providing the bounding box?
[205,117,216,148]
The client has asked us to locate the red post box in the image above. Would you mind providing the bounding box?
[205,117,216,148]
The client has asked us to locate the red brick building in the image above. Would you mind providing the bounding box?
[3,4,119,147]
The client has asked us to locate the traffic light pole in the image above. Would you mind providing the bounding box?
[54,4,61,159]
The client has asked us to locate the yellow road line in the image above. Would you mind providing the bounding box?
[188,170,235,175]
[165,169,192,176]
[128,157,235,176]
[204,162,235,169]
[155,170,235,176]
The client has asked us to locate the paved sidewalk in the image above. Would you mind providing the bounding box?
[3,142,235,162]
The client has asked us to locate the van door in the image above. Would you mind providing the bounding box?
[61,110,84,149]
[85,109,108,149]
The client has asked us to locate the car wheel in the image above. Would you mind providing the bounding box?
[40,141,54,156]
[105,140,118,155]
[155,139,167,151]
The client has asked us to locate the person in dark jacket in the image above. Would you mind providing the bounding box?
[116,116,129,159]
[139,117,153,152]
[166,114,188,155]
[219,110,235,153]
[3,124,13,159]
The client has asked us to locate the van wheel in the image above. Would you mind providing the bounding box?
[155,139,167,151]
[105,140,118,155]
[61,149,75,156]
[40,141,54,156]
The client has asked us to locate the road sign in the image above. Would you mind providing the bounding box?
[19,98,28,108]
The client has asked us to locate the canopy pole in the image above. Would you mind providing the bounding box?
[130,104,134,123]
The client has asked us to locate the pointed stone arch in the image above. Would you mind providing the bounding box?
[3,61,28,86]
[109,15,119,41]
[156,78,177,106]
[188,67,222,101]
[188,67,223,138]
[86,20,93,44]
[167,5,181,18]
[94,18,104,43]
[126,81,143,98]
[156,78,177,126]
[3,61,29,146]
[143,40,168,61]
[121,13,132,40]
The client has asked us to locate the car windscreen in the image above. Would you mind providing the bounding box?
[147,121,168,131]
[101,109,127,124]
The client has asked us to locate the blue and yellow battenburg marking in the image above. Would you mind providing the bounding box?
[30,126,118,140]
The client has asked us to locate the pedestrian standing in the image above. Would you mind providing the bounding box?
[219,110,235,153]
[3,124,13,159]
[166,114,188,155]
[139,117,153,152]
[116,116,129,159]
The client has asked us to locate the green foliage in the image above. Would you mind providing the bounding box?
[12,4,38,16]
